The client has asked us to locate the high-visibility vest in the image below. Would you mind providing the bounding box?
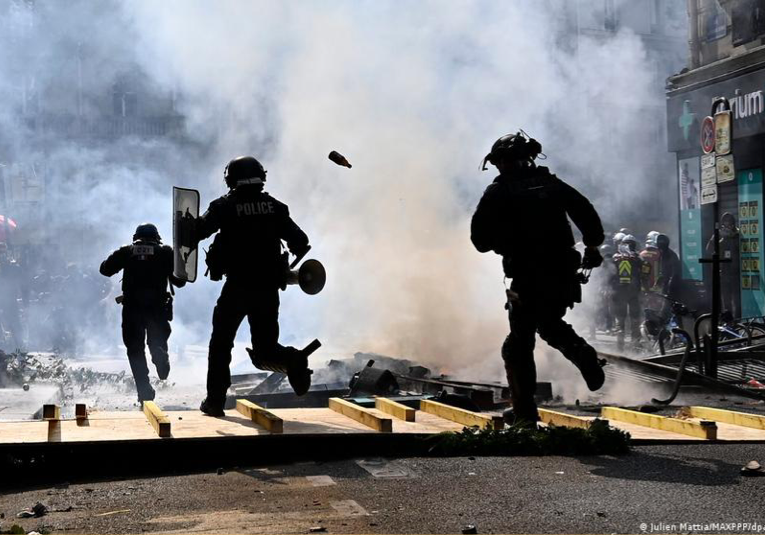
[640,248,661,292]
[614,254,639,286]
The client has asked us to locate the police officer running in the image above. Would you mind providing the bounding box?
[194,156,314,417]
[471,131,606,426]
[100,223,184,402]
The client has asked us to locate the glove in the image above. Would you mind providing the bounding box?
[582,246,603,269]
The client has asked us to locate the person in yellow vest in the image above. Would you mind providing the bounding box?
[611,234,645,351]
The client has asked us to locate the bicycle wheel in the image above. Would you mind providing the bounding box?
[719,323,753,349]
[747,323,765,345]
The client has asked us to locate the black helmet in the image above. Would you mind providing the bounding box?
[224,156,267,188]
[482,130,542,170]
[133,223,161,243]
[656,234,670,250]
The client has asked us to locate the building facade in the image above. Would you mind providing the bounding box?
[667,0,765,318]
[0,0,186,258]
[551,0,688,233]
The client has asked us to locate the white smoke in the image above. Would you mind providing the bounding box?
[0,1,685,403]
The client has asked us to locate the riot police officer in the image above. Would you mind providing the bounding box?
[194,156,314,417]
[657,234,682,300]
[471,131,606,425]
[611,234,644,350]
[100,223,184,402]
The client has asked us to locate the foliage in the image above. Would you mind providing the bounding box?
[426,419,631,457]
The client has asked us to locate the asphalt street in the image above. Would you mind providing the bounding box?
[2,443,765,534]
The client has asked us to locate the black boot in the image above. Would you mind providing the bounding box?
[502,407,539,428]
[570,343,606,391]
[137,383,156,403]
[248,339,321,397]
[200,397,225,417]
[155,357,170,381]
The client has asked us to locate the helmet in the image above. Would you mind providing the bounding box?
[599,244,614,257]
[613,232,626,245]
[133,223,161,243]
[619,227,631,234]
[645,230,660,247]
[482,130,542,170]
[224,156,267,188]
[656,234,670,250]
[621,234,637,252]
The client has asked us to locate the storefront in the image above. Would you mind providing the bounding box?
[667,66,765,318]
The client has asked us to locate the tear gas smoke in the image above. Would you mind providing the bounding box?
[0,1,686,404]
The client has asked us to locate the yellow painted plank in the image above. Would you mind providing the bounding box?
[375,398,416,422]
[75,404,88,420]
[328,398,392,432]
[602,407,716,440]
[687,406,765,431]
[538,409,601,430]
[236,400,284,433]
[419,399,503,430]
[42,404,60,421]
[142,401,171,438]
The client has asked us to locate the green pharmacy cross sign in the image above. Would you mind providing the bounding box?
[679,100,696,141]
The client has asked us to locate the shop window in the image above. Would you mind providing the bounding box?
[650,0,661,33]
[604,0,618,31]
[732,0,765,46]
[703,0,728,42]
[112,77,138,117]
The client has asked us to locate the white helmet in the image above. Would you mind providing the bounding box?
[646,230,660,247]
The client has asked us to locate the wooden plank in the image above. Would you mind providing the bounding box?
[602,407,717,440]
[375,398,416,422]
[47,420,61,442]
[75,404,88,420]
[419,399,503,430]
[538,408,601,430]
[686,406,765,431]
[235,399,284,433]
[142,401,171,438]
[42,404,60,421]
[328,398,392,432]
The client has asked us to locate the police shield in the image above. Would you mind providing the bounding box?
[173,187,200,283]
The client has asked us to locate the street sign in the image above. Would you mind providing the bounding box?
[701,116,716,154]
[702,165,717,186]
[716,154,735,183]
[712,97,732,155]
[715,110,732,155]
[701,184,718,204]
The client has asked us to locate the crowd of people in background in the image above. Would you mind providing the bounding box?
[585,228,682,351]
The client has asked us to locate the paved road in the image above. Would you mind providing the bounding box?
[2,444,764,534]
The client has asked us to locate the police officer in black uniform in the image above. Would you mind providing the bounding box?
[100,223,184,402]
[194,156,313,417]
[471,132,606,425]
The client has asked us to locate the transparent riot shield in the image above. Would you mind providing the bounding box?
[173,187,200,283]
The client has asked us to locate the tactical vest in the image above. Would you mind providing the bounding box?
[122,242,170,305]
[614,253,640,287]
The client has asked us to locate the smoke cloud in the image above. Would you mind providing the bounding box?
[0,1,685,402]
